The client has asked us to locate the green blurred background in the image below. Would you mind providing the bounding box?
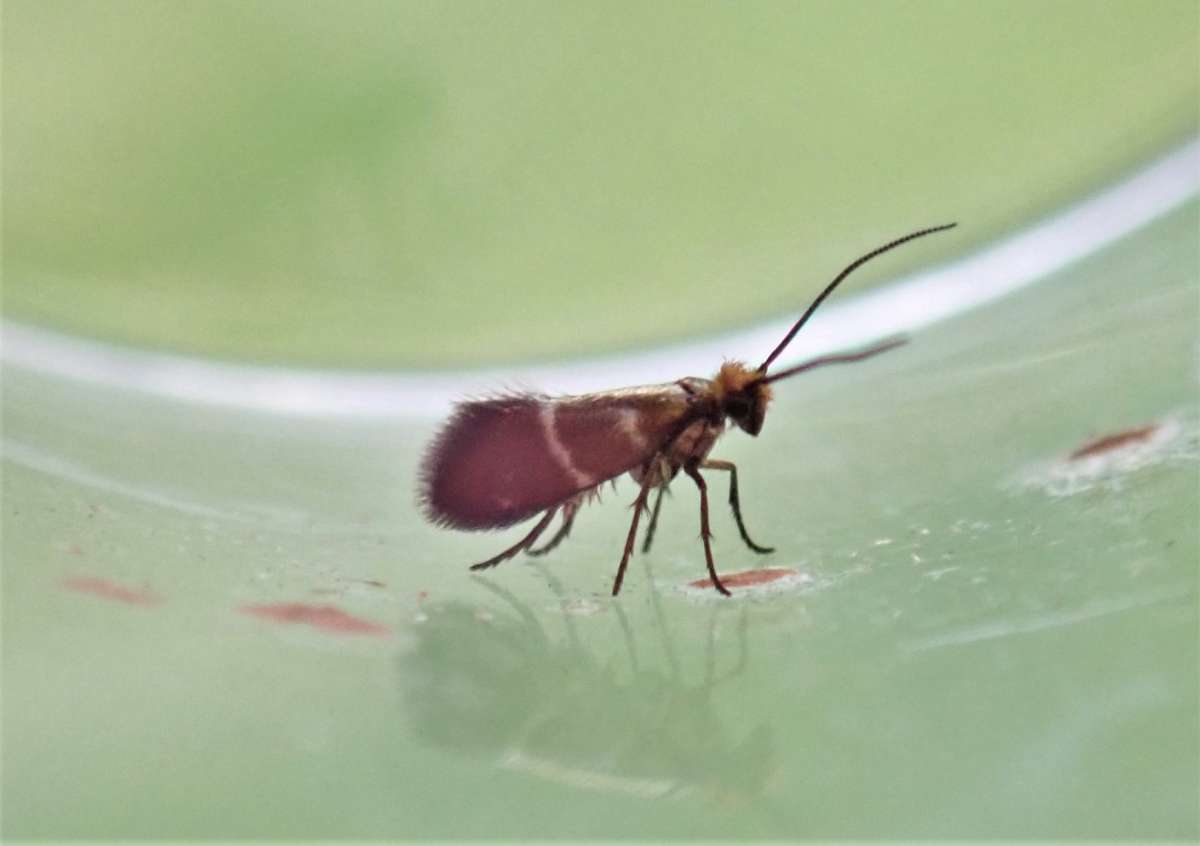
[3,0,1196,366]
[3,1,1198,840]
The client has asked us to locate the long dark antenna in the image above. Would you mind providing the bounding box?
[760,336,907,385]
[757,223,956,372]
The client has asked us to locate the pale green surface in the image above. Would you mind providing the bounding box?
[3,203,1197,838]
[3,0,1198,366]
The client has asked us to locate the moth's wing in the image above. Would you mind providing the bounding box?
[419,385,692,530]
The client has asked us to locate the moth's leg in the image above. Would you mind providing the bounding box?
[684,462,731,597]
[640,484,669,554]
[526,499,580,557]
[611,472,658,596]
[469,508,558,571]
[700,459,774,554]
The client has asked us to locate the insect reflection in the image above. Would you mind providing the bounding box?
[397,572,775,802]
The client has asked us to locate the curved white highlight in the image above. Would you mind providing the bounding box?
[1,438,302,525]
[3,141,1197,420]
[540,406,594,489]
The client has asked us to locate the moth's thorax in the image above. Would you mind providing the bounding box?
[631,416,725,486]
[670,416,725,463]
[676,376,712,396]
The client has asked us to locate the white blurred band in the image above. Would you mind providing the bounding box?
[3,140,1197,419]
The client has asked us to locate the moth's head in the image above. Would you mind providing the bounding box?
[714,361,773,436]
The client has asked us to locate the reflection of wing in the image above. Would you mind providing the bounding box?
[419,385,691,530]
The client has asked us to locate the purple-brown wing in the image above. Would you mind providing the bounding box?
[419,385,692,530]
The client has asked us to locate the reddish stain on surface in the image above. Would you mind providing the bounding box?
[1069,424,1158,460]
[62,577,162,606]
[238,603,391,636]
[690,567,798,590]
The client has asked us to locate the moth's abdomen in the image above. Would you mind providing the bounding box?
[419,393,678,531]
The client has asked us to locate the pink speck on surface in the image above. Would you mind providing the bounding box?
[690,567,798,590]
[238,603,391,636]
[1069,424,1158,460]
[62,577,162,606]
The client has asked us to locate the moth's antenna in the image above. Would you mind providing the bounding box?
[757,223,957,372]
[760,336,908,385]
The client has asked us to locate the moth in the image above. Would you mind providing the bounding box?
[419,224,956,596]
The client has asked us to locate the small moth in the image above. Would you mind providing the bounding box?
[419,224,956,596]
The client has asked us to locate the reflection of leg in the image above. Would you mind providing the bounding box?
[526,500,579,557]
[704,605,719,687]
[640,484,668,553]
[710,607,750,687]
[684,462,731,596]
[470,575,549,644]
[524,550,587,655]
[644,547,681,679]
[613,602,640,673]
[701,459,774,554]
[611,473,657,596]
[469,508,558,571]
